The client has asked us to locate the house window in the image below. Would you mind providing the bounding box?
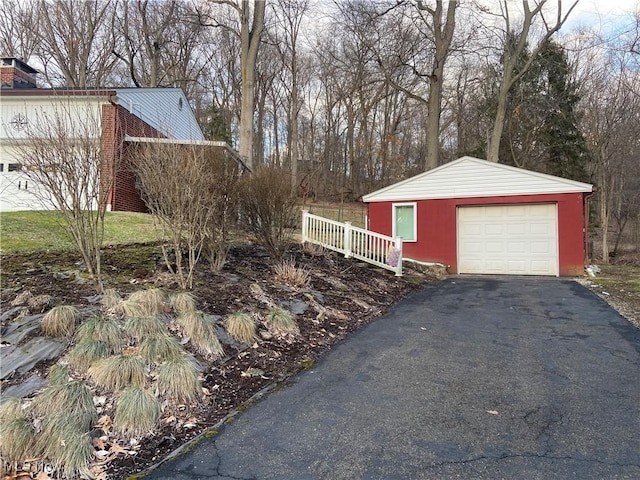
[8,163,21,172]
[0,164,3,172]
[393,203,417,242]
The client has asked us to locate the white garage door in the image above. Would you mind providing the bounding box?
[457,204,559,276]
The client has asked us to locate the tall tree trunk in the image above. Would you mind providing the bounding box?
[239,0,265,169]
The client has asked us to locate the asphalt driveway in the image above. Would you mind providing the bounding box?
[147,278,640,479]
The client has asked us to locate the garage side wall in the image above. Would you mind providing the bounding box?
[367,193,586,276]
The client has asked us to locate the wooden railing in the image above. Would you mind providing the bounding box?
[301,210,403,276]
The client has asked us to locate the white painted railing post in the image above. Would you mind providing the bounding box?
[395,237,403,276]
[302,210,309,243]
[344,221,352,258]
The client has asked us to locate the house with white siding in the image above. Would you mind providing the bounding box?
[0,57,207,212]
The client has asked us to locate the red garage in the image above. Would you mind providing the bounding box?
[362,156,593,277]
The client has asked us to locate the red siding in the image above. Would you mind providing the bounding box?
[367,193,587,277]
[101,103,163,213]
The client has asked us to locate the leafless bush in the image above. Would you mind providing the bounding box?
[274,258,310,288]
[7,102,114,291]
[131,142,243,288]
[240,165,298,259]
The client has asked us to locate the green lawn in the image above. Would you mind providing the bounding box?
[0,211,160,254]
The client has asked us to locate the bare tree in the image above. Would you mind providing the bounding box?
[36,0,119,87]
[7,101,112,291]
[484,0,579,162]
[0,0,40,61]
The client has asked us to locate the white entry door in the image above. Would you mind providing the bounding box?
[457,204,559,276]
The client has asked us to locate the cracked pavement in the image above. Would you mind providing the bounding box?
[146,278,640,479]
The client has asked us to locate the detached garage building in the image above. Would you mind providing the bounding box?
[362,156,593,277]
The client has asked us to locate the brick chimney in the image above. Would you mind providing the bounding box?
[1,57,38,89]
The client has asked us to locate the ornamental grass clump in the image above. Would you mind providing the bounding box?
[126,288,167,317]
[47,363,72,386]
[101,288,123,309]
[170,291,197,314]
[41,305,79,337]
[34,414,93,478]
[75,314,122,352]
[0,397,24,422]
[30,380,96,431]
[274,259,310,288]
[177,310,224,359]
[124,315,165,340]
[266,306,299,335]
[225,312,256,344]
[0,417,35,465]
[67,339,111,371]
[157,356,201,402]
[114,386,160,436]
[139,332,183,363]
[88,354,146,391]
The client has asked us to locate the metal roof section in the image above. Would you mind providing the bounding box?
[362,156,593,203]
[113,88,204,141]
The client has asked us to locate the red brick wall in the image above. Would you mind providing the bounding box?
[0,66,37,88]
[101,103,163,213]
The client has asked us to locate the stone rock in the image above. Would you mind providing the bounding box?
[283,299,309,315]
[0,337,68,380]
[1,313,44,345]
[1,374,47,402]
[0,306,28,323]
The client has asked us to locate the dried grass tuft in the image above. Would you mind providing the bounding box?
[170,291,197,314]
[126,288,167,317]
[67,339,111,371]
[124,315,165,340]
[101,288,123,309]
[114,387,160,436]
[75,315,122,351]
[0,417,35,464]
[157,357,201,402]
[0,397,24,423]
[303,241,325,257]
[139,332,183,363]
[88,354,146,391]
[41,305,79,337]
[177,311,224,359]
[274,259,310,288]
[224,312,256,344]
[31,380,96,431]
[34,415,93,477]
[266,306,299,335]
[47,363,72,386]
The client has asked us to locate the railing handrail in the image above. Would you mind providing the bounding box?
[302,210,402,276]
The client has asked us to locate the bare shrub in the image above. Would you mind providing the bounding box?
[114,387,160,436]
[131,142,244,288]
[157,357,201,402]
[240,165,298,259]
[41,305,79,337]
[266,306,299,335]
[7,103,114,292]
[274,258,310,288]
[170,291,197,314]
[88,354,146,391]
[224,312,256,344]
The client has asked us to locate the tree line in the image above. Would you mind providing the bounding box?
[2,0,639,262]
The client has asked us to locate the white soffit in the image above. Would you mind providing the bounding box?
[362,156,593,203]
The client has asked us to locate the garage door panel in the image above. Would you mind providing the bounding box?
[457,204,558,276]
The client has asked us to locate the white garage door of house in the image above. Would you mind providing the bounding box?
[457,204,559,276]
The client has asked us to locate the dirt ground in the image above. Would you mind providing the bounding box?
[1,242,427,479]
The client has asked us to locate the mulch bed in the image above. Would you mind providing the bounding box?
[1,242,428,479]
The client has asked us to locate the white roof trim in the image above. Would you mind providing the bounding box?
[362,156,593,203]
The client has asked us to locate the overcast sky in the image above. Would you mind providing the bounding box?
[564,0,638,32]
